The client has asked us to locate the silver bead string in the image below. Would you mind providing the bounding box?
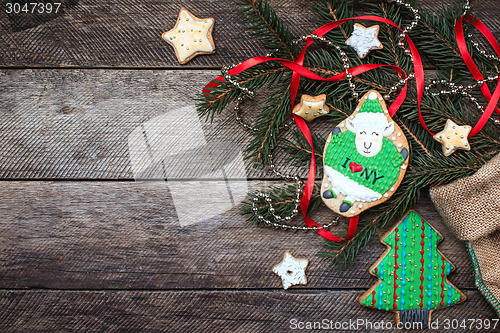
[293,34,358,97]
[221,64,295,132]
[461,0,500,62]
[462,0,471,17]
[251,166,340,231]
[423,1,498,125]
[468,34,500,63]
[425,77,500,125]
[379,1,419,100]
[388,0,420,56]
[221,36,358,231]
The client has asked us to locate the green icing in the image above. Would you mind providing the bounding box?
[324,131,404,194]
[359,98,384,113]
[361,211,464,312]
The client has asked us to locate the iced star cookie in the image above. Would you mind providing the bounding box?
[346,23,383,59]
[433,119,472,156]
[162,8,215,64]
[272,251,308,290]
[292,94,330,122]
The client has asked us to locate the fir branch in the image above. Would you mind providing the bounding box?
[326,1,349,40]
[245,82,292,166]
[239,0,298,60]
[394,116,432,157]
[281,129,325,170]
[241,184,323,225]
[314,0,356,47]
[412,1,472,79]
[196,63,285,121]
[326,103,350,118]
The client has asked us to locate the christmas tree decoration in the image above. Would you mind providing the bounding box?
[199,0,500,266]
[322,90,409,217]
[432,119,472,156]
[162,8,215,64]
[359,210,466,326]
[292,94,330,122]
[272,251,309,290]
[345,23,383,59]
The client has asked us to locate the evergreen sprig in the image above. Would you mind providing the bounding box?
[198,0,500,268]
[239,0,299,60]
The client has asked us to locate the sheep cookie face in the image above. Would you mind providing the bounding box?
[321,90,410,217]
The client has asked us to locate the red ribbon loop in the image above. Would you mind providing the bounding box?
[203,16,425,242]
[454,15,500,137]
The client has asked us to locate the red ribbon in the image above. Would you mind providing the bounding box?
[203,16,425,242]
[453,15,500,137]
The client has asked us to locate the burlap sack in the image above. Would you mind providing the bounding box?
[430,153,500,316]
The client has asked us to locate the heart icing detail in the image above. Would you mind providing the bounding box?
[349,162,363,173]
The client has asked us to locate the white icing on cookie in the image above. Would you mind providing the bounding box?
[162,8,215,64]
[324,165,382,202]
[272,251,308,290]
[346,24,383,58]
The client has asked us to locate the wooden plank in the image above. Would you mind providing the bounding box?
[0,180,479,290]
[0,0,498,68]
[0,69,443,180]
[0,0,317,68]
[0,69,265,179]
[0,290,496,332]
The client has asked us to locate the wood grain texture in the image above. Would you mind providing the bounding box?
[0,68,332,180]
[0,69,445,180]
[0,0,499,68]
[0,290,496,332]
[0,69,259,179]
[0,0,316,68]
[0,180,482,290]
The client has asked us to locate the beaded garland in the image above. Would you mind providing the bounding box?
[359,210,466,326]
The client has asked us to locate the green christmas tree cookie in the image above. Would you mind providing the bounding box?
[359,210,466,326]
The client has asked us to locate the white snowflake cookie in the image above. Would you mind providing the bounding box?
[272,251,309,290]
[346,23,383,59]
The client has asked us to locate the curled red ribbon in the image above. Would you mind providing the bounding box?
[204,16,424,242]
[453,15,500,137]
[418,15,500,138]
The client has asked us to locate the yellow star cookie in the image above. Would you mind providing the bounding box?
[272,251,308,290]
[292,94,330,122]
[162,8,215,64]
[433,119,472,156]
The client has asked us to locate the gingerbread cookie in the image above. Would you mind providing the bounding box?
[272,251,308,290]
[162,8,215,64]
[292,94,330,122]
[321,90,409,217]
[433,119,472,156]
[346,23,383,59]
[359,210,466,327]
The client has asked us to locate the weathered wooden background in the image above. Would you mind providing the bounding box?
[0,0,499,332]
